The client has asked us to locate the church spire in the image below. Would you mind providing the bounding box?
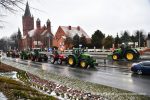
[24,1,31,17]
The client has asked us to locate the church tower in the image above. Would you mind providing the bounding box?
[22,2,34,36]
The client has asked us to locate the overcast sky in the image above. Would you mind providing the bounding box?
[0,0,150,38]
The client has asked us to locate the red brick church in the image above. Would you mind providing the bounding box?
[21,2,53,50]
[20,2,91,51]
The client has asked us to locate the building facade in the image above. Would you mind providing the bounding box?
[21,2,90,51]
[21,2,53,50]
[53,26,91,50]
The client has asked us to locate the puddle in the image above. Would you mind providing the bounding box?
[0,92,7,100]
[0,71,17,79]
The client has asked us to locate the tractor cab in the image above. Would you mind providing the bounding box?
[72,48,84,57]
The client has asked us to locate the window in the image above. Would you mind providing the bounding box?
[142,62,150,67]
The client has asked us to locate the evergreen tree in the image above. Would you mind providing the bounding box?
[17,28,22,50]
[64,36,73,49]
[114,33,121,48]
[103,35,114,49]
[120,31,131,45]
[134,30,146,47]
[73,34,80,48]
[91,30,105,48]
[17,28,22,40]
[80,34,87,48]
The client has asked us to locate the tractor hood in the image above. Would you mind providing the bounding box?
[81,53,90,57]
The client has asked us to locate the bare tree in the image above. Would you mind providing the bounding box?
[0,0,24,12]
[0,0,24,28]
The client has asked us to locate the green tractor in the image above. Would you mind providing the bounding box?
[20,50,31,60]
[111,46,140,61]
[30,49,48,62]
[67,48,98,68]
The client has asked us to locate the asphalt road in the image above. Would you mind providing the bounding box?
[3,57,150,96]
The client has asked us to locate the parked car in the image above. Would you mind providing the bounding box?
[131,61,150,75]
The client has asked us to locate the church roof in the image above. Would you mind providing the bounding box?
[24,2,31,17]
[28,29,36,37]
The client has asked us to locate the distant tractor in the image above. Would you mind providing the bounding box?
[6,50,13,57]
[30,50,48,62]
[6,50,19,58]
[50,50,67,64]
[67,48,98,68]
[111,45,140,61]
[20,50,31,60]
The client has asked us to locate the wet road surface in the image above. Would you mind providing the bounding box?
[4,57,150,96]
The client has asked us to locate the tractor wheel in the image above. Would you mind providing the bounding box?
[38,57,42,62]
[57,58,62,65]
[125,51,135,61]
[50,56,55,64]
[68,56,76,66]
[112,53,119,61]
[137,69,142,75]
[31,56,35,61]
[44,58,48,62]
[80,60,88,68]
[35,57,38,62]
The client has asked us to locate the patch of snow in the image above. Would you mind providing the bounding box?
[0,92,7,100]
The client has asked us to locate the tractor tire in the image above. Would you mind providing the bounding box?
[38,57,42,62]
[112,53,119,61]
[80,60,88,69]
[44,58,48,62]
[68,56,76,67]
[50,56,55,64]
[31,56,35,61]
[137,69,142,75]
[57,58,62,65]
[35,57,38,62]
[125,51,135,61]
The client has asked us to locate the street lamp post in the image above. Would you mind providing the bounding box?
[46,33,51,51]
[139,33,140,48]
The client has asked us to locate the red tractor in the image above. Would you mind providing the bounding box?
[50,50,67,64]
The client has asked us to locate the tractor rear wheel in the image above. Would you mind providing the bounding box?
[57,58,62,65]
[50,56,55,64]
[125,51,135,61]
[80,60,88,68]
[31,56,35,61]
[68,56,76,66]
[112,53,119,61]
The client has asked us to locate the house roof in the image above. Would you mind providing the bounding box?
[60,26,90,38]
[41,30,47,36]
